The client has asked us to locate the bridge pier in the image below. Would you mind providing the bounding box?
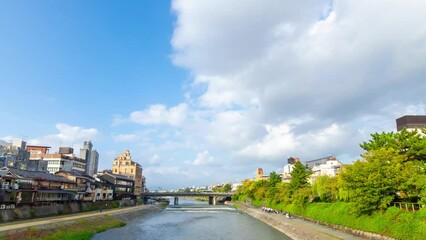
[174,197,179,205]
[208,196,217,205]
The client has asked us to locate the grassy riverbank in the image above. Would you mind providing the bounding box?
[247,200,426,240]
[2,215,125,240]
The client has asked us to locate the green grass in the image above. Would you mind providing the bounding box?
[261,200,426,240]
[233,203,240,209]
[3,215,126,240]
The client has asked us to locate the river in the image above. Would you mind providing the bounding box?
[93,198,291,240]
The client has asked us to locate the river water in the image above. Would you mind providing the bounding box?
[93,198,291,240]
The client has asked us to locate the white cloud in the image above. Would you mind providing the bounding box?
[29,123,99,150]
[114,1,426,188]
[112,133,138,142]
[191,150,218,166]
[111,115,127,127]
[238,124,298,160]
[149,154,161,166]
[130,103,188,126]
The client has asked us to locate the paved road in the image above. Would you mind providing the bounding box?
[0,205,149,233]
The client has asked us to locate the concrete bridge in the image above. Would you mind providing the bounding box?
[141,192,233,205]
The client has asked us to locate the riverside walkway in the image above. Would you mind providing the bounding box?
[0,205,153,233]
[235,202,366,240]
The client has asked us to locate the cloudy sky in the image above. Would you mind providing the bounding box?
[1,1,425,190]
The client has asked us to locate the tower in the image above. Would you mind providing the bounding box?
[80,141,99,176]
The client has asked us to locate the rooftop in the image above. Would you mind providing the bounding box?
[396,115,426,131]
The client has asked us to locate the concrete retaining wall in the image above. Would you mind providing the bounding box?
[0,200,128,222]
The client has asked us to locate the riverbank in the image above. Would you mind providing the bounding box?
[231,202,372,240]
[0,204,164,240]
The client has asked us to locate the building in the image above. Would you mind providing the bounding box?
[98,172,134,200]
[0,140,30,168]
[306,156,343,182]
[55,170,112,201]
[28,147,85,174]
[26,145,51,155]
[0,167,76,205]
[80,141,99,177]
[112,150,143,197]
[282,157,299,182]
[254,168,269,181]
[396,115,426,133]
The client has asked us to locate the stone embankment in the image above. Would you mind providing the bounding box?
[232,202,395,240]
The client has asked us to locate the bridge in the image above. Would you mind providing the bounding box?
[141,192,233,205]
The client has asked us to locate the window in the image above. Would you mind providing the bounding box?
[131,169,133,173]
[114,169,118,173]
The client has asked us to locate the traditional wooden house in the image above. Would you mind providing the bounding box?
[98,172,134,200]
[55,170,94,201]
[0,167,76,205]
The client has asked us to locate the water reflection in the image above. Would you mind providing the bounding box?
[93,198,291,240]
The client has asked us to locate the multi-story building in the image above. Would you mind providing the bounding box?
[112,150,143,197]
[0,140,30,168]
[306,156,343,182]
[80,141,99,177]
[396,115,426,134]
[0,167,76,205]
[254,168,269,181]
[28,146,85,174]
[98,172,134,200]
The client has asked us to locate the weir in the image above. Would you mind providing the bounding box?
[141,192,232,206]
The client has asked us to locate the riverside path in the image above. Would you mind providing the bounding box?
[0,205,154,233]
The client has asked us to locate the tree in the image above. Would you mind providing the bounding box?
[340,148,425,214]
[268,171,282,187]
[360,128,426,162]
[221,183,232,192]
[290,161,312,190]
[311,175,339,202]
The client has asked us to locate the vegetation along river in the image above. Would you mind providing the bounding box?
[93,198,291,240]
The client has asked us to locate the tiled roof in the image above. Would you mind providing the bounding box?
[56,170,95,180]
[1,167,74,183]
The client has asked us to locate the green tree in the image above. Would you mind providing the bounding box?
[340,149,425,214]
[360,128,426,162]
[272,182,292,205]
[221,183,232,192]
[311,175,339,202]
[290,161,312,190]
[268,171,282,187]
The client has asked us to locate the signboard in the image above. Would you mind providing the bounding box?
[0,204,15,210]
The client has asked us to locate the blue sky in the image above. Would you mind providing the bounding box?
[1,1,426,190]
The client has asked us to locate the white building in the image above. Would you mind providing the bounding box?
[282,157,299,182]
[307,156,343,182]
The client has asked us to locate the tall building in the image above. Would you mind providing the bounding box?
[112,150,143,197]
[80,141,99,176]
